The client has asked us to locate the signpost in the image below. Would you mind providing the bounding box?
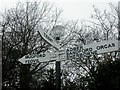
[19,27,120,90]
[19,49,66,64]
[19,52,51,64]
[19,39,119,64]
[38,28,60,50]
[83,39,119,54]
[50,49,66,61]
[66,40,120,60]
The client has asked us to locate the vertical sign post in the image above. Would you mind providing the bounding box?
[56,60,61,90]
[56,37,61,90]
[50,25,65,90]
[38,27,61,90]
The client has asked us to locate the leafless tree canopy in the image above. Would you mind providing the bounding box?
[1,1,63,87]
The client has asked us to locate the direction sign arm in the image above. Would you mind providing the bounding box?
[37,30,59,50]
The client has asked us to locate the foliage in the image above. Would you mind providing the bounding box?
[88,59,120,90]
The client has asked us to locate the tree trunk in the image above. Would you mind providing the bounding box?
[20,64,31,89]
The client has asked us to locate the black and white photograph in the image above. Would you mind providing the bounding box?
[1,0,120,90]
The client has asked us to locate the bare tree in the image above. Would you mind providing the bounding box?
[61,3,119,90]
[1,1,63,89]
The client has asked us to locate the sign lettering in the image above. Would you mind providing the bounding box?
[96,43,115,50]
[19,40,120,64]
[66,40,119,60]
[25,59,39,64]
[25,54,46,59]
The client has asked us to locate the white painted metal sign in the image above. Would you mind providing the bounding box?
[38,28,60,50]
[66,40,120,60]
[83,39,120,54]
[19,39,120,64]
[50,48,66,61]
[19,49,66,64]
[19,52,52,64]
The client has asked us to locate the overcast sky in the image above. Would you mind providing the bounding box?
[0,0,120,21]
